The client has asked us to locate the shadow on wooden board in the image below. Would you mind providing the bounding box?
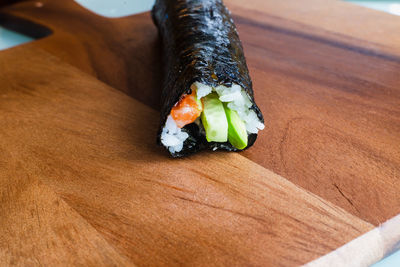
[0,13,52,39]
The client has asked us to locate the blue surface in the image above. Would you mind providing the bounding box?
[0,26,33,50]
[345,0,400,15]
[74,0,155,18]
[372,250,400,267]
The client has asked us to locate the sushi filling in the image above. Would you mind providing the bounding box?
[161,82,264,153]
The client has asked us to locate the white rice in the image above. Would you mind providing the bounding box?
[160,115,189,153]
[192,82,212,99]
[214,83,264,134]
[161,82,265,152]
[215,85,249,107]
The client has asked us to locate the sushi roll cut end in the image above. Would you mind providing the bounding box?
[160,82,265,153]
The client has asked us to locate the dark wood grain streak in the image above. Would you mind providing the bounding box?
[233,15,400,63]
[228,0,400,52]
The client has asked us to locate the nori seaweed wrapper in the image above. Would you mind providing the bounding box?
[152,0,264,157]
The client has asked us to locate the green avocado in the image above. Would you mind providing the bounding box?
[223,104,248,149]
[201,93,228,142]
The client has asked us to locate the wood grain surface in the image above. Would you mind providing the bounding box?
[0,0,399,265]
[0,171,132,266]
[0,47,373,266]
[1,0,399,225]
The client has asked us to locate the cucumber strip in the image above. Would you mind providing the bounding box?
[201,93,228,142]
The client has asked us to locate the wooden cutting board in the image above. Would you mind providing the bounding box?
[0,0,399,266]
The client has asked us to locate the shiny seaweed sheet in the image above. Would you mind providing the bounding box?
[152,0,264,157]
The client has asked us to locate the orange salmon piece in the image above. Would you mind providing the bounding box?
[171,91,203,128]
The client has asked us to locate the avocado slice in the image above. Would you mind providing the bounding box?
[201,93,228,142]
[223,104,248,149]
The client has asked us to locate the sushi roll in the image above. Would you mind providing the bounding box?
[152,0,264,157]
